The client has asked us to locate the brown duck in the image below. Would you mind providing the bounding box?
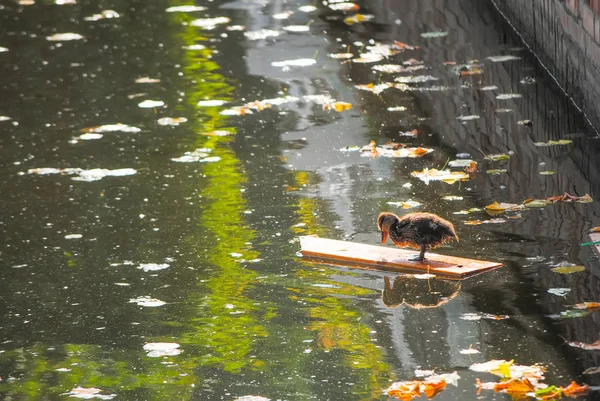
[377,212,458,261]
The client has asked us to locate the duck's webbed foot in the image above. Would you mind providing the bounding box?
[409,245,426,262]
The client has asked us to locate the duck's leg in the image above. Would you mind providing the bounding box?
[409,245,426,262]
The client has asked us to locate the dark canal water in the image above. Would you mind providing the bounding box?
[2,0,600,400]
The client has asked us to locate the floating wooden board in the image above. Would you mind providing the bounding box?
[300,236,501,279]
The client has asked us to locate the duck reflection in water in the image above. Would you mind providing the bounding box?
[382,275,461,309]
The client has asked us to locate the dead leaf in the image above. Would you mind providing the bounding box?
[545,193,593,203]
[411,168,470,185]
[571,302,600,310]
[550,262,585,274]
[323,101,352,112]
[464,218,507,225]
[534,139,573,147]
[561,381,589,396]
[329,53,354,59]
[485,153,511,161]
[568,340,600,350]
[422,379,446,398]
[484,202,524,215]
[344,13,374,25]
[393,41,419,50]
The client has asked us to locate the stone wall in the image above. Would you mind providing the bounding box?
[490,0,600,131]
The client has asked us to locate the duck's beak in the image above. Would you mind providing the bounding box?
[381,230,388,244]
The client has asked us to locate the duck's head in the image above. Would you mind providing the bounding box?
[377,212,399,244]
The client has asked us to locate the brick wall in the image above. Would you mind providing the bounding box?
[490,0,600,131]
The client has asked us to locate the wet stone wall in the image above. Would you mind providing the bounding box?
[490,0,600,132]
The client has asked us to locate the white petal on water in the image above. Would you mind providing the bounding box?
[46,33,84,41]
[299,5,317,12]
[448,159,475,167]
[138,100,165,108]
[135,77,160,83]
[233,396,270,401]
[282,25,310,32]
[271,58,316,68]
[171,154,221,163]
[62,387,116,400]
[84,10,119,21]
[143,342,182,357]
[166,5,207,12]
[129,296,166,307]
[459,348,481,354]
[456,115,480,121]
[184,44,206,50]
[65,234,83,239]
[27,167,62,175]
[547,288,571,297]
[78,133,103,140]
[70,168,137,182]
[273,11,293,19]
[157,117,187,126]
[394,75,439,84]
[190,17,231,29]
[496,93,522,100]
[458,313,482,321]
[487,55,521,62]
[244,29,281,40]
[137,263,169,272]
[82,123,141,133]
[197,99,227,107]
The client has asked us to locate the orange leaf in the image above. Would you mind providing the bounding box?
[505,378,536,396]
[571,302,600,310]
[590,227,600,233]
[422,380,446,399]
[386,381,421,401]
[561,381,589,396]
[465,161,477,174]
[412,147,429,157]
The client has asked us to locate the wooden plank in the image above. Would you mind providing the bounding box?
[300,236,501,279]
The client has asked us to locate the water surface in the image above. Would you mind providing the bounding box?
[1,0,600,400]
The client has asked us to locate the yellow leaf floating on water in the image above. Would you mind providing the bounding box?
[485,153,511,161]
[387,200,421,209]
[411,168,470,185]
[534,139,573,147]
[484,201,524,215]
[344,13,374,25]
[323,101,352,112]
